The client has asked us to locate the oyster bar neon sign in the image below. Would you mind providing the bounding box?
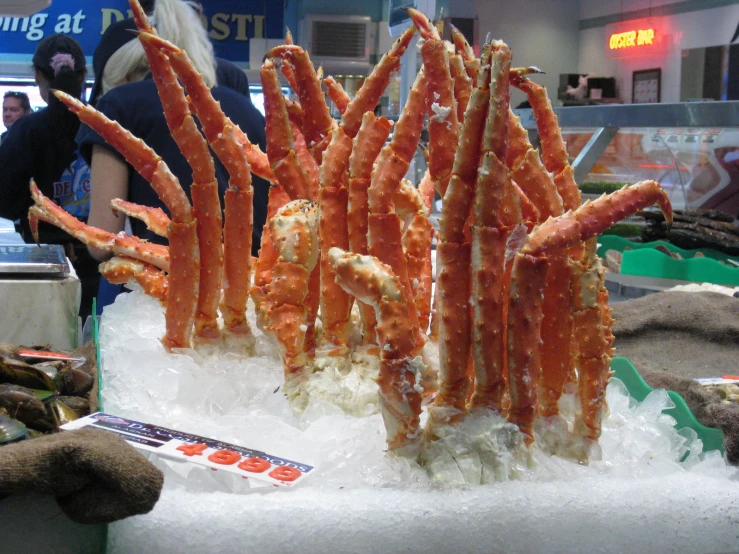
[609,28,656,50]
[605,17,665,59]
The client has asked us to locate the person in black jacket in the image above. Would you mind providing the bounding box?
[0,35,99,320]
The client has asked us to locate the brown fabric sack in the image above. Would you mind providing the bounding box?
[611,291,739,464]
[0,427,163,524]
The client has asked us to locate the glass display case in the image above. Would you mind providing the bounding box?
[515,101,739,215]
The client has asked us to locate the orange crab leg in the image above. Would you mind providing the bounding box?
[266,44,335,162]
[317,127,354,353]
[110,199,170,238]
[54,91,192,225]
[291,121,320,200]
[144,32,258,343]
[99,256,169,305]
[467,42,526,413]
[330,248,424,456]
[323,76,351,114]
[132,14,224,342]
[523,181,673,256]
[142,33,273,184]
[449,52,472,124]
[569,238,612,441]
[52,93,199,350]
[506,180,673,440]
[506,251,548,444]
[263,200,319,399]
[261,59,312,201]
[348,112,393,344]
[280,28,299,91]
[451,24,479,85]
[430,43,493,424]
[368,71,427,349]
[409,8,459,197]
[393,179,434,334]
[29,184,170,272]
[340,24,416,139]
[251,184,291,330]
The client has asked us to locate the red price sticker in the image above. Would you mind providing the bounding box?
[239,457,271,473]
[269,466,302,482]
[208,450,241,465]
[177,443,208,457]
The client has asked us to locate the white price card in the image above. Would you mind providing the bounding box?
[62,412,315,487]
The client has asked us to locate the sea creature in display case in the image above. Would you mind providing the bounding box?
[28,1,673,481]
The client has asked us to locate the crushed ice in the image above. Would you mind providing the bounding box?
[99,288,737,495]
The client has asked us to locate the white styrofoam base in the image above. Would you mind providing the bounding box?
[109,472,738,554]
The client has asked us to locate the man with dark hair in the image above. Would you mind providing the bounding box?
[1,91,32,143]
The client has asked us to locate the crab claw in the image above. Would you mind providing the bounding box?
[523,180,673,256]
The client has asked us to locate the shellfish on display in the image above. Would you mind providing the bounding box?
[29,0,673,481]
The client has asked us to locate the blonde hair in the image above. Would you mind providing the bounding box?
[101,0,216,95]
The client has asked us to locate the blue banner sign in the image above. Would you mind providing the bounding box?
[0,0,284,64]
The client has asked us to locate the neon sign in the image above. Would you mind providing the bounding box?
[609,28,656,49]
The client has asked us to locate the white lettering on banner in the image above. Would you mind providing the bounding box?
[1,11,84,41]
[55,14,71,33]
[0,14,48,41]
[206,12,266,41]
[72,11,86,34]
[100,8,134,34]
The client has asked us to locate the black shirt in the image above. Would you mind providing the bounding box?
[77,79,270,254]
[0,107,89,244]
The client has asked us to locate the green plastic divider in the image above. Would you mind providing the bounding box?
[611,357,725,455]
[92,298,109,554]
[598,235,737,263]
[619,248,739,286]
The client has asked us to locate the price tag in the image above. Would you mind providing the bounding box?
[62,412,315,487]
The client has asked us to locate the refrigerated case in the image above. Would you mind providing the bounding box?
[515,101,739,215]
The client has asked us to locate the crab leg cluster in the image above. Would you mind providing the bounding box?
[328,10,672,476]
[29,3,675,480]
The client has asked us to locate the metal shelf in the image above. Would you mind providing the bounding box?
[513,101,739,184]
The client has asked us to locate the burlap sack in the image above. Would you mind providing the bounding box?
[612,291,739,464]
[0,428,163,524]
[611,291,739,379]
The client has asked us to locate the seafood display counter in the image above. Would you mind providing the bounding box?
[0,244,79,349]
[515,101,739,214]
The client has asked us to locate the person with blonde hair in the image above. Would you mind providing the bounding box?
[77,0,269,265]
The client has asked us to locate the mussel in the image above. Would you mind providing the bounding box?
[54,366,94,396]
[0,384,46,424]
[0,356,56,391]
[0,414,26,445]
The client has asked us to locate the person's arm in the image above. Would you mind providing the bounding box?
[87,144,129,261]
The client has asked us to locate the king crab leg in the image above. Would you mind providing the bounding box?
[263,200,319,403]
[110,199,170,239]
[316,125,354,357]
[100,256,169,304]
[430,43,493,425]
[347,112,393,347]
[409,8,459,197]
[451,24,479,85]
[329,248,424,456]
[131,6,224,343]
[29,183,170,272]
[507,180,673,442]
[266,44,335,163]
[53,90,198,350]
[145,32,258,348]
